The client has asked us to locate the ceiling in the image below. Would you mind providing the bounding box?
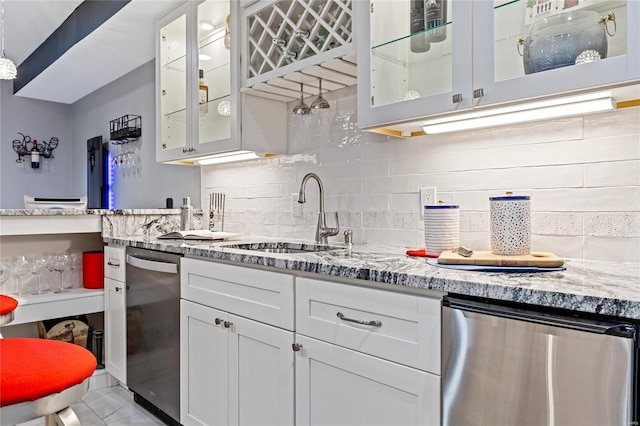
[1,0,182,104]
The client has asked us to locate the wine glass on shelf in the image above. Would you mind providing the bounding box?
[50,253,72,294]
[29,255,49,295]
[12,256,30,296]
[0,260,11,291]
[67,251,82,290]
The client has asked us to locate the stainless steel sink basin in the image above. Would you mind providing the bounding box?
[222,242,342,254]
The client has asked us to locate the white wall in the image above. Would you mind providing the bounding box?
[0,81,73,208]
[201,86,640,263]
[70,61,200,209]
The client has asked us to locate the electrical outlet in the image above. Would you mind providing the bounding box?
[292,193,302,217]
[420,187,437,216]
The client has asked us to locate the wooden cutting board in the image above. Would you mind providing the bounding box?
[437,250,565,268]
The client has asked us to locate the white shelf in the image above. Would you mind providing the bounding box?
[0,214,102,236]
[7,288,105,326]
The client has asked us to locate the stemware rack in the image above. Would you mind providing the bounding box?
[109,115,142,144]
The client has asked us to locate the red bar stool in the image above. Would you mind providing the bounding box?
[0,294,18,329]
[0,295,97,426]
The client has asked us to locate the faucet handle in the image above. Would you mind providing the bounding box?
[344,229,353,246]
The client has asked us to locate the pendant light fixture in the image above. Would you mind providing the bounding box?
[0,0,17,80]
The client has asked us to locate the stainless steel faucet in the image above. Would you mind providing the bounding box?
[298,173,339,244]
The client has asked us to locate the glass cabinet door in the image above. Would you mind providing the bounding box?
[159,8,188,155]
[357,0,472,133]
[482,0,636,105]
[197,0,232,146]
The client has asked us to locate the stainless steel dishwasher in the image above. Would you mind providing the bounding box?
[442,295,638,426]
[126,247,181,426]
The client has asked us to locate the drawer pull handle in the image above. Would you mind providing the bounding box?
[107,261,120,267]
[214,318,223,326]
[292,343,303,352]
[336,312,382,327]
[223,321,233,328]
[115,287,122,292]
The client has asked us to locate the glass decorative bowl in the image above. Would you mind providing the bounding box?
[523,10,608,74]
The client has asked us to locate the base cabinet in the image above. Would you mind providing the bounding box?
[180,299,294,426]
[104,246,126,384]
[295,335,440,426]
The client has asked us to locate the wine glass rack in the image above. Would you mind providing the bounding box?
[109,114,142,144]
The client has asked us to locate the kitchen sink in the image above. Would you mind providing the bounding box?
[222,242,343,254]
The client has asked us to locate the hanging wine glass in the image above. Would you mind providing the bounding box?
[29,255,49,295]
[50,253,72,293]
[12,256,30,296]
[310,78,332,126]
[292,82,311,116]
[310,78,330,111]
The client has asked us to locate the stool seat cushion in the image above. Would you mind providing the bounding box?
[0,338,97,407]
[0,295,18,315]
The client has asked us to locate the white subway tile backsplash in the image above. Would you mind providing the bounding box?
[584,237,640,263]
[364,175,420,194]
[362,211,390,228]
[200,87,640,263]
[584,107,640,139]
[532,212,583,236]
[584,212,640,238]
[460,212,490,233]
[390,211,421,230]
[390,152,454,175]
[584,160,640,187]
[532,187,640,211]
[531,235,584,259]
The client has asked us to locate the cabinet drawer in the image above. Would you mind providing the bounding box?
[181,258,295,330]
[104,246,125,282]
[296,277,441,374]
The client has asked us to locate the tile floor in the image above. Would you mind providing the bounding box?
[18,385,166,426]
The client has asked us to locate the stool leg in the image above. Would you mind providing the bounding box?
[44,406,81,426]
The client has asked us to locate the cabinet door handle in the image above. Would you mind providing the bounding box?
[223,321,233,328]
[214,318,223,326]
[452,93,463,104]
[473,88,484,99]
[336,312,382,327]
[115,287,122,292]
[292,343,303,352]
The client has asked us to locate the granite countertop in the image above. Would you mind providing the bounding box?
[105,235,640,321]
[0,209,191,216]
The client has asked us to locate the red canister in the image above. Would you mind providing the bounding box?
[82,251,104,289]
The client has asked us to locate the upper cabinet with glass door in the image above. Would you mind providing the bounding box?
[479,0,639,106]
[356,0,639,136]
[356,0,472,136]
[157,0,238,163]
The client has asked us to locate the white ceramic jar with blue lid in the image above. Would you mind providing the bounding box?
[490,192,531,255]
[424,203,460,255]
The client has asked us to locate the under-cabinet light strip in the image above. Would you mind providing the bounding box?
[422,92,616,134]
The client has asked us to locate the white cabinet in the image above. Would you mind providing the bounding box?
[156,0,286,164]
[156,0,239,163]
[294,277,442,425]
[356,0,640,135]
[295,335,440,426]
[180,259,295,426]
[104,246,126,384]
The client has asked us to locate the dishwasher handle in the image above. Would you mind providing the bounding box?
[444,296,636,338]
[126,254,179,274]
